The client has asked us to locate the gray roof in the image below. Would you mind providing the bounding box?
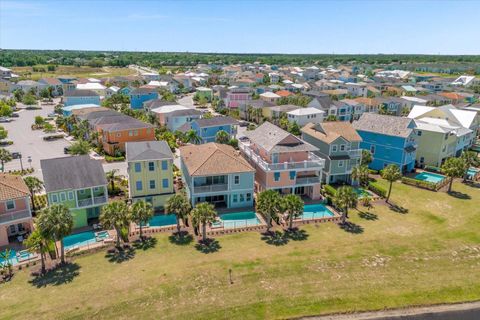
[41,156,107,193]
[245,122,317,153]
[65,89,99,97]
[126,141,173,162]
[353,113,414,138]
[169,108,203,117]
[194,116,238,128]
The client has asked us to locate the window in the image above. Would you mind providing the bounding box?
[240,194,245,202]
[420,157,425,163]
[370,145,375,154]
[234,175,240,184]
[246,193,252,202]
[51,194,58,203]
[332,145,338,152]
[340,145,345,151]
[338,160,344,167]
[233,194,238,203]
[6,200,15,210]
[162,179,169,188]
[161,160,168,170]
[274,172,281,181]
[93,187,99,192]
[417,131,422,136]
[135,163,141,172]
[289,171,296,180]
[68,192,74,200]
[129,131,133,137]
[136,181,143,191]
[149,180,156,189]
[148,162,155,171]
[60,192,66,202]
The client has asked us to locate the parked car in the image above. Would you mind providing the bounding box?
[0,117,12,123]
[47,113,57,118]
[238,121,248,127]
[64,147,71,154]
[10,113,20,118]
[11,152,22,159]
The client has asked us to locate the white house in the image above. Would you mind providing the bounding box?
[76,82,106,97]
[287,107,325,126]
[259,91,281,103]
[345,82,367,97]
[451,75,477,87]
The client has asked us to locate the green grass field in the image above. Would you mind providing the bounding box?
[12,65,137,80]
[1,179,480,320]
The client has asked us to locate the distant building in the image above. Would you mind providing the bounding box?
[63,89,100,107]
[129,87,158,110]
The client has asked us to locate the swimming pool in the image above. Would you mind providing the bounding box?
[467,167,479,179]
[415,172,446,184]
[353,187,370,198]
[147,214,177,227]
[213,211,261,229]
[301,204,335,220]
[64,230,110,251]
[0,249,35,266]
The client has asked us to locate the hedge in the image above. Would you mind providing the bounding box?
[323,184,337,197]
[401,176,438,191]
[368,181,387,198]
[368,169,380,175]
[424,165,442,173]
[105,155,125,162]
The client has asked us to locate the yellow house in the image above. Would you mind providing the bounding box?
[126,141,175,210]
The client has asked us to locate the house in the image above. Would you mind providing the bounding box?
[353,97,381,113]
[126,141,175,210]
[275,90,293,98]
[63,89,100,107]
[301,122,362,184]
[141,72,160,82]
[224,87,252,109]
[451,75,477,87]
[287,107,325,126]
[259,91,281,103]
[0,174,33,247]
[408,105,478,166]
[151,104,203,132]
[178,116,238,144]
[15,80,45,94]
[38,78,63,96]
[0,66,16,79]
[62,104,100,117]
[266,104,300,121]
[345,82,367,97]
[40,156,108,229]
[76,82,107,97]
[376,97,405,116]
[180,143,255,208]
[353,113,417,173]
[129,87,159,110]
[239,122,325,199]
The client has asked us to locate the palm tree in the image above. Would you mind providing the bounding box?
[130,200,154,241]
[23,176,44,213]
[256,190,282,233]
[165,193,192,234]
[100,201,130,248]
[461,151,479,182]
[36,204,74,264]
[360,150,372,166]
[441,157,465,193]
[106,169,119,191]
[191,202,217,242]
[351,165,369,186]
[215,130,230,144]
[25,229,51,275]
[69,140,91,155]
[381,164,402,203]
[282,194,304,230]
[0,148,12,172]
[246,106,253,122]
[186,129,202,144]
[333,186,358,224]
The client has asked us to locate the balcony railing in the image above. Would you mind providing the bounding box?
[193,184,228,194]
[78,198,93,207]
[94,195,107,205]
[239,142,325,172]
[349,149,362,158]
[0,209,32,225]
[296,176,321,185]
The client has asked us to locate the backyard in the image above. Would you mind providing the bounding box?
[1,179,480,319]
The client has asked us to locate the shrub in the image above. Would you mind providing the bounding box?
[105,155,125,162]
[424,165,441,173]
[401,176,438,191]
[368,181,387,198]
[368,169,380,175]
[323,184,337,197]
[34,194,47,210]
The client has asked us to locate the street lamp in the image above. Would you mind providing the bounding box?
[27,156,32,169]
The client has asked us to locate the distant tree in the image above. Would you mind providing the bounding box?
[256,190,282,233]
[191,202,217,243]
[69,140,91,155]
[23,176,43,212]
[100,201,130,248]
[215,130,230,144]
[282,194,304,230]
[165,193,192,234]
[441,157,465,193]
[381,164,402,203]
[22,94,37,105]
[0,101,13,117]
[461,151,479,181]
[333,186,358,224]
[0,126,8,140]
[287,121,301,136]
[0,148,12,172]
[361,150,373,166]
[351,165,370,186]
[185,129,202,144]
[34,116,45,126]
[106,169,119,191]
[25,229,51,275]
[130,200,154,241]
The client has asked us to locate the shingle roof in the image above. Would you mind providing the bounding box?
[353,113,414,138]
[64,89,99,97]
[126,141,173,162]
[0,174,30,201]
[131,87,158,95]
[301,122,362,144]
[39,78,62,85]
[180,143,254,176]
[41,156,107,192]
[194,116,238,128]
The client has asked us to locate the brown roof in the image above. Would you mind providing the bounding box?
[0,174,30,201]
[354,97,380,106]
[72,106,110,116]
[180,143,254,176]
[301,122,362,144]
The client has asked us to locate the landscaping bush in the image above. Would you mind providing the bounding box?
[323,184,337,197]
[33,194,47,210]
[401,176,438,191]
[424,165,442,173]
[43,134,64,141]
[368,169,380,175]
[0,140,13,146]
[8,168,34,176]
[105,155,125,162]
[368,181,387,198]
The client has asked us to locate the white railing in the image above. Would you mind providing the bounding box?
[94,195,107,204]
[0,210,32,224]
[296,176,321,185]
[349,149,362,158]
[193,184,228,193]
[239,142,325,172]
[78,198,93,207]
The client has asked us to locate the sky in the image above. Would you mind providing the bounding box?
[1,0,479,54]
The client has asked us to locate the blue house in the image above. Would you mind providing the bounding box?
[63,89,100,107]
[353,113,417,173]
[129,87,158,110]
[179,116,238,144]
[119,86,133,95]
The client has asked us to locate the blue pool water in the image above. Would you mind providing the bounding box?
[301,204,335,220]
[214,211,261,229]
[0,249,35,266]
[353,188,370,198]
[63,230,110,250]
[467,167,479,178]
[148,214,177,227]
[415,172,446,184]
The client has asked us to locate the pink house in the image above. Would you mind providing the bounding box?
[239,122,325,200]
[0,174,33,247]
[224,87,252,109]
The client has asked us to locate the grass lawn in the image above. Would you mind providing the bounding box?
[1,179,480,319]
[11,65,137,80]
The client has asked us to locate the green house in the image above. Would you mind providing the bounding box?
[40,155,109,228]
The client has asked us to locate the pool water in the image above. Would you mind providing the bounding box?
[147,214,177,227]
[0,249,35,266]
[301,204,334,220]
[467,167,479,178]
[214,211,261,229]
[64,231,110,250]
[415,172,446,184]
[353,188,370,198]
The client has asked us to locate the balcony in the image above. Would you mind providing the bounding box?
[193,184,228,194]
[94,195,107,205]
[349,149,362,158]
[239,142,325,172]
[0,209,32,225]
[296,176,321,185]
[77,198,93,207]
